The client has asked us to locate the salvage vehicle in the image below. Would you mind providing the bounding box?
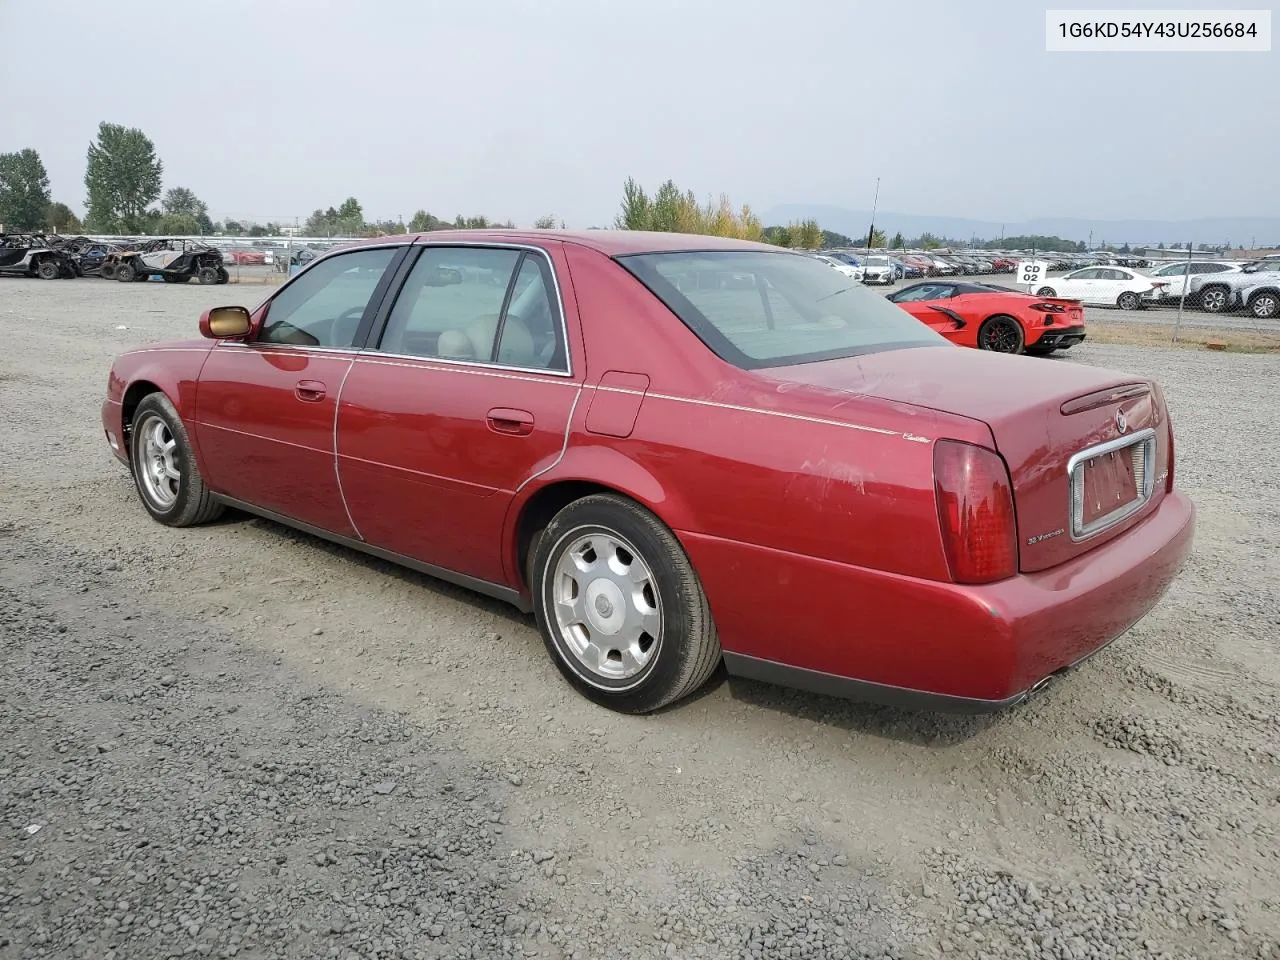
[0,233,77,279]
[886,280,1086,354]
[102,239,229,284]
[101,231,1194,715]
[49,236,120,277]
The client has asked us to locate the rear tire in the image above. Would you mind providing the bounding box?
[36,259,60,280]
[128,393,225,527]
[1117,291,1141,311]
[977,315,1025,354]
[197,265,220,285]
[530,494,721,714]
[115,262,136,283]
[100,263,118,280]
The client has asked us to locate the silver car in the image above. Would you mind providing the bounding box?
[860,254,895,285]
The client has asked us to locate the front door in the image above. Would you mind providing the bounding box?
[194,245,404,536]
[337,243,580,584]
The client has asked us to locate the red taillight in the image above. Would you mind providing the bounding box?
[933,440,1018,584]
[1029,302,1065,313]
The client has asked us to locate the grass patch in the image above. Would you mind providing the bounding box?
[1084,320,1280,353]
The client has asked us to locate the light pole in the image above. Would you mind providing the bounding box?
[865,177,880,250]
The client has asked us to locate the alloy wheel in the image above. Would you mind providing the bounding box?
[136,415,181,510]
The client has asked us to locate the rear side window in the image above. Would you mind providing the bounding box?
[618,250,947,369]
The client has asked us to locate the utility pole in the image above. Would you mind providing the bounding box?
[865,177,880,250]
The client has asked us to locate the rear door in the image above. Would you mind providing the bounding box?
[335,242,581,585]
[194,244,406,535]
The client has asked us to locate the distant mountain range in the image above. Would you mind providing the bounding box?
[760,203,1280,248]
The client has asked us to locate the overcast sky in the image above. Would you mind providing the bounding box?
[3,0,1275,227]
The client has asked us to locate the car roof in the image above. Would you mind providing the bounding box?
[337,229,783,257]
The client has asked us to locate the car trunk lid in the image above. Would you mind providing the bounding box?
[761,346,1172,573]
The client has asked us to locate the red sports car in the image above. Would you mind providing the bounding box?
[887,280,1087,355]
[101,231,1193,714]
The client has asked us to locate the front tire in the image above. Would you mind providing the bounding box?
[36,259,60,280]
[1200,286,1229,313]
[198,265,220,285]
[100,263,118,280]
[1248,291,1279,320]
[530,494,721,713]
[115,262,136,283]
[128,393,225,527]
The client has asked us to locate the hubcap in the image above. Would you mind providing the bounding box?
[137,416,181,509]
[1255,295,1278,318]
[1203,289,1226,311]
[551,531,661,684]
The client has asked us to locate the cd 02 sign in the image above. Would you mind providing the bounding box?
[1017,260,1050,290]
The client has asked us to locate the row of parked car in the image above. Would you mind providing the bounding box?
[810,249,1154,284]
[806,247,1280,319]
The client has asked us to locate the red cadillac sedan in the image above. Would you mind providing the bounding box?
[101,230,1194,714]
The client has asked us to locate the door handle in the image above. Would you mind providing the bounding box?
[294,379,327,402]
[486,407,534,436]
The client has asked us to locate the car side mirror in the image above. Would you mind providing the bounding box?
[200,305,253,340]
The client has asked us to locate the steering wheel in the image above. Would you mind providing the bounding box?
[328,306,366,348]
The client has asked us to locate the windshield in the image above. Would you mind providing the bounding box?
[866,256,890,265]
[616,250,948,369]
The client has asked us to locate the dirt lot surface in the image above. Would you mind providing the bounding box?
[2,279,1278,960]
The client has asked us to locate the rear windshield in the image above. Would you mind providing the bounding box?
[616,250,947,369]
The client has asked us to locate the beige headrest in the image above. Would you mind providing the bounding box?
[437,329,474,359]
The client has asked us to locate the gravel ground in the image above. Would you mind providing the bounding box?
[1,279,1278,960]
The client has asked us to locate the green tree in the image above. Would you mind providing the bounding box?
[0,148,52,231]
[616,176,651,230]
[533,214,558,229]
[867,227,887,248]
[162,186,213,233]
[823,229,855,247]
[84,122,163,233]
[46,201,82,234]
[408,210,444,232]
[648,180,683,232]
[794,219,824,250]
[890,231,905,250]
[762,225,794,247]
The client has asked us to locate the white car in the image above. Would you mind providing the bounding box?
[812,254,863,281]
[860,254,895,285]
[1034,265,1168,310]
[1146,260,1242,301]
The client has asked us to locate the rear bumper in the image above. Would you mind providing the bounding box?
[1030,324,1087,349]
[684,488,1194,709]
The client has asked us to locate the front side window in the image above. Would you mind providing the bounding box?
[377,246,566,371]
[618,250,947,369]
[258,247,399,348]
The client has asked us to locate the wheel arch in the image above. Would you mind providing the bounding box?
[505,447,700,594]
